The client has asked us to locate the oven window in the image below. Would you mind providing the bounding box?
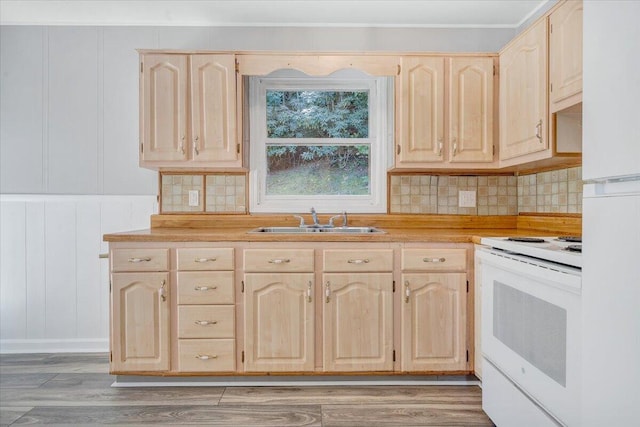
[493,281,567,386]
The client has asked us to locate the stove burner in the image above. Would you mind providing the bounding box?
[557,236,582,243]
[507,237,547,243]
[565,244,582,253]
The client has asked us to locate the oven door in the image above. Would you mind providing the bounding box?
[478,248,581,427]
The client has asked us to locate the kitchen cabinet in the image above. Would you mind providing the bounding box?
[139,53,239,169]
[396,56,496,168]
[110,247,170,372]
[400,248,468,372]
[243,249,315,372]
[499,19,548,162]
[549,0,583,113]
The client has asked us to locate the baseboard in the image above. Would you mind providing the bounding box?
[0,338,109,354]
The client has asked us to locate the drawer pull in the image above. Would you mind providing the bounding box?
[194,257,217,263]
[423,257,446,263]
[128,257,151,263]
[404,280,411,303]
[268,258,290,264]
[194,286,217,291]
[195,354,218,360]
[347,258,370,264]
[194,320,218,326]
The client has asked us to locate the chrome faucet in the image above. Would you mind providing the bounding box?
[310,207,320,227]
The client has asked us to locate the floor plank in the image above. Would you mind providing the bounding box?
[0,353,108,374]
[11,405,322,426]
[0,407,32,426]
[0,374,56,389]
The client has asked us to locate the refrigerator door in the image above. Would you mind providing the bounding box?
[581,183,640,426]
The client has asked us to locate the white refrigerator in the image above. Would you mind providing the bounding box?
[581,2,640,425]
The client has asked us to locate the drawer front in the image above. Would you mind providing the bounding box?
[111,248,169,272]
[323,249,393,272]
[177,271,235,305]
[178,305,235,339]
[401,248,467,271]
[244,249,314,272]
[176,248,234,271]
[178,339,235,372]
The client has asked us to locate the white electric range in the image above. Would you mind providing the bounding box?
[480,236,582,268]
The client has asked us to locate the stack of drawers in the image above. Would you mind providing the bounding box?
[175,248,236,372]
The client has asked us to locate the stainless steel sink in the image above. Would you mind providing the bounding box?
[248,226,384,234]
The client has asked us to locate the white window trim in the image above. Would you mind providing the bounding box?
[249,74,389,214]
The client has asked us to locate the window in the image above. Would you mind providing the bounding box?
[249,70,391,213]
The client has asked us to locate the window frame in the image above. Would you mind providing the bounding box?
[249,73,389,213]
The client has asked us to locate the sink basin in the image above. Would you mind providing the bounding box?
[248,226,385,234]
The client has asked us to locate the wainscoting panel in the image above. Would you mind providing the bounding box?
[0,195,157,353]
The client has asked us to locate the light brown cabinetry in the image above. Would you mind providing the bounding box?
[139,53,239,169]
[499,19,548,163]
[396,56,495,168]
[400,248,468,372]
[110,248,170,372]
[243,249,315,372]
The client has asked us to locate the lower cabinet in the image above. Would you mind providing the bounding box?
[243,273,315,372]
[111,272,171,372]
[323,273,394,371]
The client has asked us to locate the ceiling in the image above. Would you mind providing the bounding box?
[0,0,550,28]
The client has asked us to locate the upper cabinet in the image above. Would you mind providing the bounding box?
[499,19,548,162]
[139,53,240,169]
[396,55,496,169]
[549,0,583,113]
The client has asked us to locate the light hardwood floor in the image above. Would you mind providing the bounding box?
[0,353,494,426]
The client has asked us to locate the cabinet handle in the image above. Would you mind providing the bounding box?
[195,354,218,360]
[268,258,290,264]
[423,257,446,263]
[307,281,313,303]
[347,259,370,264]
[194,257,217,263]
[128,257,151,263]
[194,285,217,291]
[325,281,331,303]
[194,136,200,155]
[159,280,166,302]
[535,120,542,142]
[452,139,458,156]
[179,135,186,154]
[404,280,411,303]
[438,138,443,156]
[194,320,217,326]
[396,144,401,155]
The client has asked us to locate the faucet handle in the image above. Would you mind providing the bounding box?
[342,211,348,227]
[293,215,305,227]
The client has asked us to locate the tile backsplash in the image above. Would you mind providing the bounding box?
[161,166,582,215]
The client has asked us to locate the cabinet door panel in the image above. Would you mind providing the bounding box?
[141,54,188,161]
[190,54,239,164]
[549,0,583,110]
[111,272,170,372]
[244,273,315,372]
[449,58,494,163]
[401,273,467,371]
[323,273,393,371]
[397,57,445,165]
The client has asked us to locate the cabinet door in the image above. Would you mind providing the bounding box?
[397,57,445,165]
[111,272,170,372]
[244,273,315,372]
[499,19,548,160]
[401,273,467,372]
[141,54,188,162]
[190,55,239,165]
[449,57,494,163]
[549,0,583,111]
[323,273,394,371]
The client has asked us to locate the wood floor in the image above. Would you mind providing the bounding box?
[0,353,494,426]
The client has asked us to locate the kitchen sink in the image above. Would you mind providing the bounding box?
[248,226,385,234]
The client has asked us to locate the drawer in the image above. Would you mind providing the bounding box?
[176,248,234,271]
[178,339,235,372]
[111,248,169,272]
[178,305,235,339]
[323,249,393,272]
[401,248,467,271]
[244,249,314,272]
[177,271,235,305]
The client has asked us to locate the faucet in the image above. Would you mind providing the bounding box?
[329,211,348,227]
[310,207,320,227]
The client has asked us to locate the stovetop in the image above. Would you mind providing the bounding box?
[480,236,582,268]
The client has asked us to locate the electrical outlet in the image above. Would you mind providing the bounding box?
[188,190,199,207]
[458,190,476,208]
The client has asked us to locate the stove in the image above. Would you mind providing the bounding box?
[480,236,582,268]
